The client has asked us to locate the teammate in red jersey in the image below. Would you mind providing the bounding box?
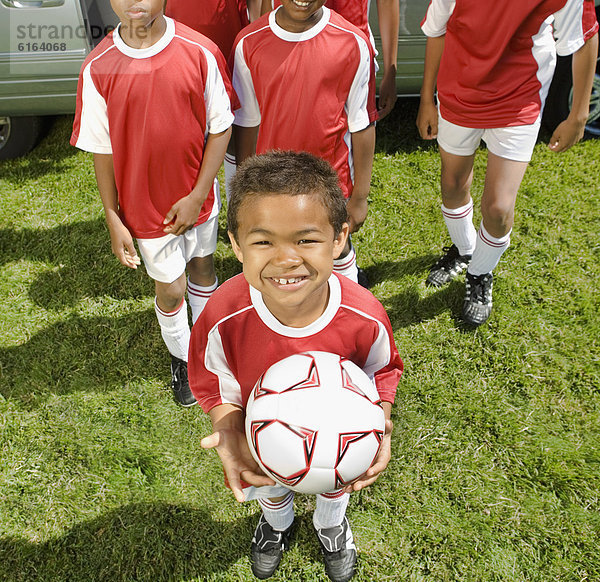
[417,0,598,326]
[71,0,236,406]
[188,151,403,581]
[232,0,378,285]
[261,0,400,119]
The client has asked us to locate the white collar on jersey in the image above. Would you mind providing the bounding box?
[249,273,341,338]
[269,6,330,42]
[113,16,175,59]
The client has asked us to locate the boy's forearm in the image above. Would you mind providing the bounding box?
[260,0,271,16]
[93,153,121,226]
[234,124,259,165]
[377,0,399,73]
[420,35,445,102]
[209,403,245,432]
[189,127,232,202]
[246,0,262,21]
[350,123,376,199]
[569,33,598,124]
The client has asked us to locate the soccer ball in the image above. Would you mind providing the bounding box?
[245,351,385,494]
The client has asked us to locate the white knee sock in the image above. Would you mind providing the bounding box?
[258,492,295,531]
[468,222,511,276]
[313,490,350,530]
[333,245,358,283]
[441,199,477,256]
[224,153,237,204]
[187,277,218,324]
[154,297,190,361]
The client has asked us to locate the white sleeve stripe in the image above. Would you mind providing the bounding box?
[74,48,114,154]
[232,37,262,127]
[327,24,373,132]
[340,304,392,378]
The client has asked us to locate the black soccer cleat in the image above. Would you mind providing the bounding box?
[250,514,294,579]
[462,271,493,326]
[426,244,472,288]
[316,517,357,582]
[170,356,197,407]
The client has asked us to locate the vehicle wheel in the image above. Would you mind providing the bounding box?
[543,36,600,138]
[0,116,43,160]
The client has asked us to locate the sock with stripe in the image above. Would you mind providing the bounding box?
[333,245,358,283]
[154,297,190,361]
[258,492,295,532]
[313,490,350,530]
[468,222,511,276]
[441,199,477,256]
[187,277,218,324]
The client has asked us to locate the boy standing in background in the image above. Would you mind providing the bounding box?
[71,0,235,406]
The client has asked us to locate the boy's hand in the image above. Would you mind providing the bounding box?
[346,195,369,234]
[377,67,398,120]
[416,100,438,140]
[548,116,586,153]
[163,193,205,236]
[107,220,141,269]
[201,427,276,503]
[342,418,393,494]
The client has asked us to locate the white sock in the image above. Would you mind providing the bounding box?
[333,245,358,283]
[258,492,295,531]
[154,297,190,361]
[187,277,218,324]
[441,200,477,256]
[313,490,350,530]
[224,153,237,204]
[468,222,511,276]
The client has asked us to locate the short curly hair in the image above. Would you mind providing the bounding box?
[227,151,348,240]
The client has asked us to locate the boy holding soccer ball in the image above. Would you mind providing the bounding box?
[188,151,403,581]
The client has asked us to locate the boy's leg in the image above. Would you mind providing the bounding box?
[187,255,218,324]
[333,238,358,284]
[184,218,219,324]
[428,118,480,287]
[313,490,356,582]
[251,492,295,579]
[154,275,196,407]
[463,152,528,326]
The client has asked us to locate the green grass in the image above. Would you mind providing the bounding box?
[1,103,599,581]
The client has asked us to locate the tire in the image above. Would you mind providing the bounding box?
[543,32,600,138]
[0,116,43,160]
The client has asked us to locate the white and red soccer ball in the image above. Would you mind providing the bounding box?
[245,351,385,494]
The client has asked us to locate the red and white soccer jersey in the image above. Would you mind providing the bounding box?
[70,18,235,239]
[165,0,249,59]
[231,7,377,199]
[188,273,403,412]
[421,0,599,128]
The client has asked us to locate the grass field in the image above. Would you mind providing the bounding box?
[1,102,599,582]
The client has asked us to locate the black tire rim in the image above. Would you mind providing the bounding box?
[0,117,11,150]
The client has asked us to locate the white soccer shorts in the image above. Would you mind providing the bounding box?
[437,112,542,163]
[136,217,218,284]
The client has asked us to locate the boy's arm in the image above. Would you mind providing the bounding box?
[246,0,262,21]
[259,0,272,16]
[93,153,140,269]
[548,32,598,152]
[347,123,376,233]
[416,34,445,140]
[343,402,393,493]
[201,403,276,503]
[234,124,259,165]
[376,0,400,119]
[163,126,232,236]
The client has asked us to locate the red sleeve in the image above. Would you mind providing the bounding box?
[583,0,599,41]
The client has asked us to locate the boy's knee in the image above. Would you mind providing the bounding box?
[187,255,216,285]
[155,276,186,311]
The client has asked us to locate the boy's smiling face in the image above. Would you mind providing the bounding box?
[229,193,348,328]
[277,0,327,33]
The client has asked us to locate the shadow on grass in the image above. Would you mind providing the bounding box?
[1,219,240,310]
[0,116,80,184]
[0,502,256,581]
[0,310,166,405]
